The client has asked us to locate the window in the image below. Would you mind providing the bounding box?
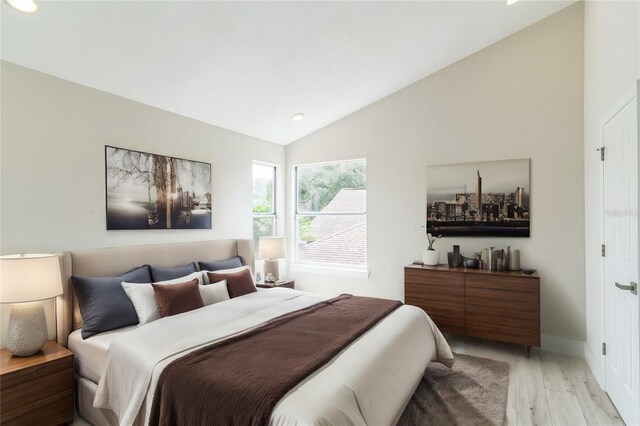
[295,159,366,269]
[252,162,277,251]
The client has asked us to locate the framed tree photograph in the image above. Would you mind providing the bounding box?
[105,145,212,230]
[426,158,530,237]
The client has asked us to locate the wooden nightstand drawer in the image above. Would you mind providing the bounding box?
[0,341,75,426]
[0,356,72,390]
[1,366,73,414]
[1,388,73,426]
[256,280,295,289]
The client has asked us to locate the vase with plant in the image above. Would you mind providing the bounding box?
[422,233,442,266]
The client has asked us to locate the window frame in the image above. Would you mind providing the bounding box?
[294,158,367,272]
[252,161,278,249]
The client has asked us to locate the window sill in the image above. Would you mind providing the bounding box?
[290,263,370,279]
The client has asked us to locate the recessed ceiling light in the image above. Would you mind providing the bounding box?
[291,113,305,121]
[4,0,38,13]
[506,0,519,5]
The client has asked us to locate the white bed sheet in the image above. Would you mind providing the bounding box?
[68,326,137,384]
[92,289,453,426]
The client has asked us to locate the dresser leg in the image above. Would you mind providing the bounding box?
[526,345,531,358]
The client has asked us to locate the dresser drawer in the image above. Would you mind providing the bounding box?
[405,269,465,335]
[466,287,540,346]
[0,366,73,415]
[405,269,464,286]
[465,274,538,293]
[1,388,73,426]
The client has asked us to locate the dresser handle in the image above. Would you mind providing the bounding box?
[37,368,42,375]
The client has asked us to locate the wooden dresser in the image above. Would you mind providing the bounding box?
[405,264,540,351]
[0,341,74,425]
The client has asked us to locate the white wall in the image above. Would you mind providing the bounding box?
[583,0,640,384]
[286,4,586,349]
[0,61,285,345]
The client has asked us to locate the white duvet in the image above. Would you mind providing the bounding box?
[94,289,453,426]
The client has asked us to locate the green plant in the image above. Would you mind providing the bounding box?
[426,233,443,250]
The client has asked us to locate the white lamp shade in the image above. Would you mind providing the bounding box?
[0,254,63,303]
[258,237,286,259]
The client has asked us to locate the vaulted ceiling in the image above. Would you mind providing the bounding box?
[1,1,574,144]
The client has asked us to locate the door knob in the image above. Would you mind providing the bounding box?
[615,281,638,295]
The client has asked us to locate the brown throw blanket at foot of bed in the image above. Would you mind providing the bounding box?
[149,294,402,426]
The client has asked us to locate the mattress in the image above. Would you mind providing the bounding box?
[68,325,136,383]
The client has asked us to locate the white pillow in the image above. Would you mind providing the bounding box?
[199,279,230,305]
[121,283,160,326]
[202,265,255,285]
[122,272,222,326]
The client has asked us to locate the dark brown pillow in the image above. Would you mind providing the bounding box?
[207,269,256,299]
[152,278,204,318]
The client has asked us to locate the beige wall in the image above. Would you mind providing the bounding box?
[0,61,285,345]
[583,0,640,383]
[286,4,585,349]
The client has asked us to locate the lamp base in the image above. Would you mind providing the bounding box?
[7,302,48,357]
[263,259,280,282]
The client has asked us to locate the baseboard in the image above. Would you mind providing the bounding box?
[541,334,585,358]
[584,343,605,388]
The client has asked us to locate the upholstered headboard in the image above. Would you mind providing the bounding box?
[56,239,254,346]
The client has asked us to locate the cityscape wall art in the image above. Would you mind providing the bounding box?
[426,158,530,237]
[105,146,212,230]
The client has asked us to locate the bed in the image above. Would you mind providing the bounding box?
[57,239,453,426]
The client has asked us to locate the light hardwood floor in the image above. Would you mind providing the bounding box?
[446,334,625,426]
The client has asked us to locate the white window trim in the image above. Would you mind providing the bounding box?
[252,161,279,243]
[293,158,368,272]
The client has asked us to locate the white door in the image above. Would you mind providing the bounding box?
[603,92,639,426]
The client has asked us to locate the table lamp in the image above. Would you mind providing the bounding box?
[258,237,286,283]
[0,254,63,356]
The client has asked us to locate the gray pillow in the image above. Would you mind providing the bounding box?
[150,262,198,282]
[72,265,152,339]
[198,256,244,271]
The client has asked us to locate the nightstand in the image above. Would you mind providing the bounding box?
[0,340,74,425]
[256,280,295,289]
